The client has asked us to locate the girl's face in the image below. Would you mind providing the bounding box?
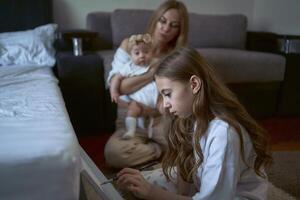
[155,76,194,118]
[130,43,152,66]
[153,8,181,45]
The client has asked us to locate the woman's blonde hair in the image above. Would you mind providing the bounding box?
[146,0,189,50]
[155,48,273,182]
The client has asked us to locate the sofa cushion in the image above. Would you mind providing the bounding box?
[111,9,153,48]
[98,48,285,86]
[110,10,247,50]
[198,48,286,83]
[189,14,247,49]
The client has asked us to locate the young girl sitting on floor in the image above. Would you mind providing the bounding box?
[116,47,273,199]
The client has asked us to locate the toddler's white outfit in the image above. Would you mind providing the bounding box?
[107,48,158,139]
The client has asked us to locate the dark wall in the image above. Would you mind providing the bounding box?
[0,0,52,32]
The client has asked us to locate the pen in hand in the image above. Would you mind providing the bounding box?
[100,161,159,185]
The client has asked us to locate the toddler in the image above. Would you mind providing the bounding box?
[109,34,159,139]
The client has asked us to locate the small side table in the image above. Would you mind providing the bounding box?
[55,29,98,52]
[278,35,300,115]
[56,52,106,135]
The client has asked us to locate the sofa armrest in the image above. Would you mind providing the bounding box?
[247,32,300,116]
[246,31,282,54]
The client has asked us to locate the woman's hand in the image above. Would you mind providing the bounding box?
[117,168,152,199]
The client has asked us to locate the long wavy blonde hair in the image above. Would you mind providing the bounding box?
[155,48,273,182]
[146,0,189,52]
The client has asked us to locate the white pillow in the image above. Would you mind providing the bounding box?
[0,24,58,67]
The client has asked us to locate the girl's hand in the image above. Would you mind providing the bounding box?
[109,74,124,103]
[110,89,120,103]
[117,168,152,199]
[109,84,121,103]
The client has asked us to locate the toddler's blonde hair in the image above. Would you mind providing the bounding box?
[128,33,152,51]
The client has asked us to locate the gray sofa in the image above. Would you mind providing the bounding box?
[85,9,285,125]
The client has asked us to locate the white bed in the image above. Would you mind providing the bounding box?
[0,64,81,199]
[0,24,81,199]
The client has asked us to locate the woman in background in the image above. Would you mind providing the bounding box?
[116,47,272,199]
[105,0,189,168]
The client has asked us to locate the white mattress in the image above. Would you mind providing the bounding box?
[0,65,81,200]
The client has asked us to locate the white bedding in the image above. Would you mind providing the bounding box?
[0,65,81,200]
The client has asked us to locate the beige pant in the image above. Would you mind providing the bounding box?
[104,106,168,168]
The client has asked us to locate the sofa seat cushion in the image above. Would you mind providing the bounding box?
[97,48,286,86]
[197,48,286,83]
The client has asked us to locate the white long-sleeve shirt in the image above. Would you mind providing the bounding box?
[192,118,268,200]
[142,119,268,199]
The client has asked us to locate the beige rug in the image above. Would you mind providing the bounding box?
[267,151,300,199]
[267,182,297,200]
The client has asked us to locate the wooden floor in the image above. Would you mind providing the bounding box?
[271,141,300,151]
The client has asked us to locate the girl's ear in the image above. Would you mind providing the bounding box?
[190,75,202,94]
